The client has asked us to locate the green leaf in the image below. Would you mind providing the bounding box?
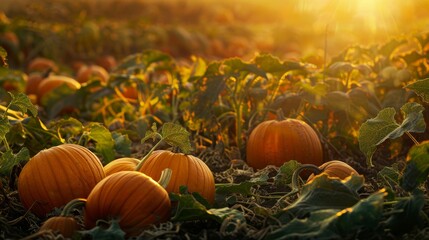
[266,189,386,240]
[171,190,246,233]
[405,78,429,103]
[254,54,288,77]
[400,141,429,192]
[377,164,400,189]
[274,160,302,186]
[161,122,192,154]
[385,190,425,235]
[223,58,266,78]
[80,219,125,240]
[8,92,38,117]
[0,117,11,143]
[86,123,116,163]
[0,148,30,176]
[216,173,269,196]
[276,174,364,223]
[358,102,426,167]
[112,132,131,157]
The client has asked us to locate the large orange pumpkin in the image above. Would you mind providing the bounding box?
[27,57,59,73]
[138,150,215,204]
[18,144,105,217]
[103,157,140,176]
[246,119,323,169]
[84,171,171,237]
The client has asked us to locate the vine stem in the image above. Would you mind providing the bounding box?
[135,132,163,171]
[59,198,87,217]
[405,132,420,146]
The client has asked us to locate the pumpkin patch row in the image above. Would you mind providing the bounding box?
[17,143,216,237]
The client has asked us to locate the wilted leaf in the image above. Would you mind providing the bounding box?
[266,189,386,240]
[385,190,425,235]
[80,219,125,240]
[400,141,429,192]
[216,173,269,196]
[405,78,429,103]
[274,160,301,186]
[276,174,364,223]
[358,102,426,167]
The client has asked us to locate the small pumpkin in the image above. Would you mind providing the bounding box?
[38,198,86,238]
[138,150,216,204]
[246,118,323,170]
[305,160,359,182]
[18,144,105,217]
[103,157,140,176]
[84,170,171,237]
[76,64,109,83]
[36,75,81,104]
[27,57,58,73]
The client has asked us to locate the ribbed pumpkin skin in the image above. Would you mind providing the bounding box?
[307,160,359,182]
[84,171,171,237]
[103,157,139,176]
[39,216,79,238]
[18,144,105,217]
[246,119,323,169]
[138,150,215,204]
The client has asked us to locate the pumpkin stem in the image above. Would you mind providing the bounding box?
[405,132,420,146]
[275,108,286,121]
[59,198,87,217]
[288,164,322,196]
[158,168,172,189]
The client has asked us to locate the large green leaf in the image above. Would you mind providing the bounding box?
[405,78,429,103]
[276,174,364,223]
[266,189,386,240]
[358,102,426,167]
[385,190,425,235]
[274,160,301,186]
[0,117,10,143]
[86,122,116,163]
[161,122,192,154]
[80,219,125,240]
[400,141,429,192]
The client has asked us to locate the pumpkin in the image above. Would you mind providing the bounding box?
[27,57,58,73]
[18,144,105,217]
[246,118,323,170]
[305,160,359,182]
[84,171,171,237]
[103,157,140,176]
[76,64,109,83]
[38,198,86,238]
[138,150,215,204]
[96,55,117,72]
[36,75,81,104]
[25,72,45,95]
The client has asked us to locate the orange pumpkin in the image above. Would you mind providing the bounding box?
[307,160,359,182]
[76,64,109,83]
[138,150,215,204]
[246,118,323,169]
[103,157,139,176]
[84,171,171,237]
[38,198,86,238]
[27,57,58,73]
[25,72,44,95]
[36,75,81,105]
[18,144,105,217]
